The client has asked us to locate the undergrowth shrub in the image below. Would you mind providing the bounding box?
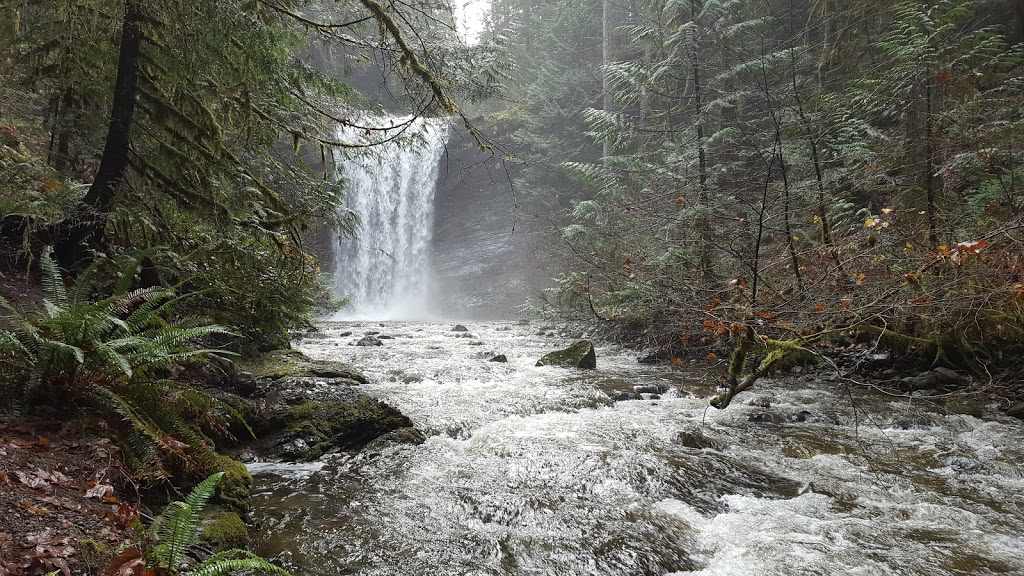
[0,247,249,482]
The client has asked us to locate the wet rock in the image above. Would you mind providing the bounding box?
[357,335,383,347]
[614,391,643,401]
[307,363,368,384]
[1007,402,1024,420]
[269,396,415,461]
[339,331,353,337]
[455,333,474,339]
[278,438,309,460]
[747,396,771,409]
[234,372,258,397]
[676,430,722,450]
[366,331,380,336]
[536,340,597,369]
[786,410,838,425]
[364,427,427,450]
[648,394,662,400]
[489,354,508,363]
[949,458,982,473]
[899,372,939,392]
[748,412,784,424]
[933,367,968,386]
[452,324,469,332]
[633,384,667,395]
[378,335,395,340]
[861,352,894,372]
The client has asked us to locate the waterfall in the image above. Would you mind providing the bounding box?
[331,115,449,320]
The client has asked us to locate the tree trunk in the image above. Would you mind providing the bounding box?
[602,0,612,159]
[691,0,712,281]
[53,0,143,267]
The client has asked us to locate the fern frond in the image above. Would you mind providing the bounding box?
[190,550,289,576]
[39,247,67,306]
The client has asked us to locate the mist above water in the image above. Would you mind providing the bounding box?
[331,116,449,320]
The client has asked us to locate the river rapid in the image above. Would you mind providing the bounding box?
[249,321,1024,576]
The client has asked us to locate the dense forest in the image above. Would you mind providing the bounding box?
[484,0,1024,404]
[2,0,1024,574]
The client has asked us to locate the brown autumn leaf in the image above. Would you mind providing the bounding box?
[0,471,8,484]
[23,503,52,516]
[671,357,685,367]
[705,353,718,366]
[102,547,145,576]
[814,303,826,312]
[15,471,50,491]
[85,482,116,501]
[36,436,50,450]
[38,496,81,512]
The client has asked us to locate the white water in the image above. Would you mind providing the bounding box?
[332,116,449,320]
[251,322,1024,576]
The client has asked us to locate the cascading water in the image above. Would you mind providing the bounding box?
[332,116,449,319]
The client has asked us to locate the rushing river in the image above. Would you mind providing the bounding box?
[250,321,1024,576]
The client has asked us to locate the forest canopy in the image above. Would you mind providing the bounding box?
[481,0,1024,401]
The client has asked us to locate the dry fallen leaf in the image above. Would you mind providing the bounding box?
[102,547,145,576]
[85,482,115,501]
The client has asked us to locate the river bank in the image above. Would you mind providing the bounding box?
[4,318,1024,575]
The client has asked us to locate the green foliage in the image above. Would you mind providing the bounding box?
[0,248,246,480]
[145,472,287,576]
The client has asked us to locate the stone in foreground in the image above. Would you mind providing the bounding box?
[536,340,597,369]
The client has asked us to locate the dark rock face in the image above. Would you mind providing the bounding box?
[535,340,597,369]
[1007,402,1024,420]
[489,354,508,363]
[357,335,383,347]
[452,324,470,332]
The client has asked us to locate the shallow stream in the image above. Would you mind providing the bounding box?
[250,321,1024,575]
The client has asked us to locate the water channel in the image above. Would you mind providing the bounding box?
[249,321,1024,575]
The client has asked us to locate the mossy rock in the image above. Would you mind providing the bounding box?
[246,349,367,383]
[201,511,250,551]
[281,397,413,460]
[211,454,252,514]
[364,427,427,450]
[76,538,113,575]
[536,340,597,369]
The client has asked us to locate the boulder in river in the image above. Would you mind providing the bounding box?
[452,324,469,332]
[357,335,383,347]
[489,354,508,363]
[535,340,597,369]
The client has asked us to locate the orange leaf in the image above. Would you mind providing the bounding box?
[671,357,684,367]
[730,323,744,334]
[37,436,50,450]
[840,298,853,309]
[758,311,775,320]
[814,303,826,312]
[705,353,718,365]
[705,298,721,311]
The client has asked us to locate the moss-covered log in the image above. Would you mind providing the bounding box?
[711,328,817,409]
